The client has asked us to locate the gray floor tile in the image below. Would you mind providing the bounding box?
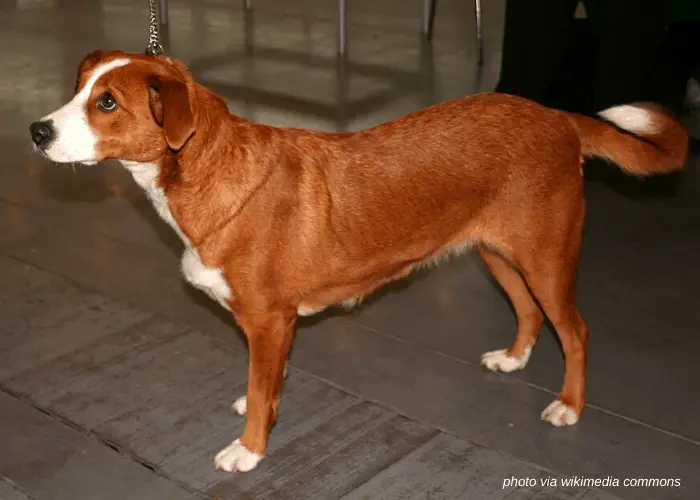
[0,256,63,299]
[0,283,151,381]
[0,392,198,500]
[6,318,186,403]
[268,415,438,500]
[340,433,526,500]
[0,478,34,500]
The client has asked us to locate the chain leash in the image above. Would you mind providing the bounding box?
[145,0,164,56]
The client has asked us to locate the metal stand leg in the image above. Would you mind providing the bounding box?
[158,0,169,24]
[475,0,484,65]
[422,0,437,40]
[339,0,347,55]
[245,0,253,10]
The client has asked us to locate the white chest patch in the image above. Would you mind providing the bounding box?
[181,248,232,310]
[121,160,233,310]
[123,161,188,242]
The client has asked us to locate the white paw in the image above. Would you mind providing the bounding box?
[232,395,247,416]
[481,347,532,373]
[214,439,263,472]
[541,399,580,427]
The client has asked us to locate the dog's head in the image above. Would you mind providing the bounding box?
[30,50,195,165]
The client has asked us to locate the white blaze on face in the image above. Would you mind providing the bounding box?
[41,58,131,165]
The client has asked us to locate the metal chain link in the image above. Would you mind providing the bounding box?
[145,0,164,56]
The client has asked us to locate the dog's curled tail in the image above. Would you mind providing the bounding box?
[566,104,689,176]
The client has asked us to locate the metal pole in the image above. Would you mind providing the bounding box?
[158,0,168,24]
[339,0,347,55]
[422,0,436,39]
[475,0,484,65]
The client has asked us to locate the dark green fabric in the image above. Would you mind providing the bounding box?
[584,0,700,24]
[667,0,700,23]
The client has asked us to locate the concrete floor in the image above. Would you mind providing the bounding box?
[1,0,699,499]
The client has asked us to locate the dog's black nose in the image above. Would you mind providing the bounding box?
[29,120,55,147]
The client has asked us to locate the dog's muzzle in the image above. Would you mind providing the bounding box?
[29,120,56,149]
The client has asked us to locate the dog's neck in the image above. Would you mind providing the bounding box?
[119,91,276,247]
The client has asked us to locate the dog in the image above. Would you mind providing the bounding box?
[30,50,688,473]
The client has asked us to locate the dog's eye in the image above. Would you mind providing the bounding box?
[96,92,118,112]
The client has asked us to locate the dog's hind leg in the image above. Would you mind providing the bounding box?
[478,245,544,373]
[523,261,588,427]
[513,195,589,427]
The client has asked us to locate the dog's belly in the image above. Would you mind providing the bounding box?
[122,160,233,310]
[297,298,358,317]
[296,304,328,316]
[295,241,476,317]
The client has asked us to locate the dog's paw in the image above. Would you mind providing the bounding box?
[232,395,247,416]
[541,399,580,427]
[214,439,263,472]
[481,347,532,373]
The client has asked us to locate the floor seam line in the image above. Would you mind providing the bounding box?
[345,317,700,447]
[335,431,443,500]
[1,475,37,500]
[256,407,401,500]
[0,385,209,499]
[3,314,158,386]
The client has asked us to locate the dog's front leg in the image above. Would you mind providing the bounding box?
[214,310,295,473]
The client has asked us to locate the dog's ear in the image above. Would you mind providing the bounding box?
[147,74,195,151]
[75,50,106,94]
[79,50,105,72]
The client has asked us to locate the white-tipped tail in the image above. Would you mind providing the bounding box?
[566,103,689,176]
[598,105,657,134]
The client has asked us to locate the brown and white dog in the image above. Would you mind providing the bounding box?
[30,50,688,472]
